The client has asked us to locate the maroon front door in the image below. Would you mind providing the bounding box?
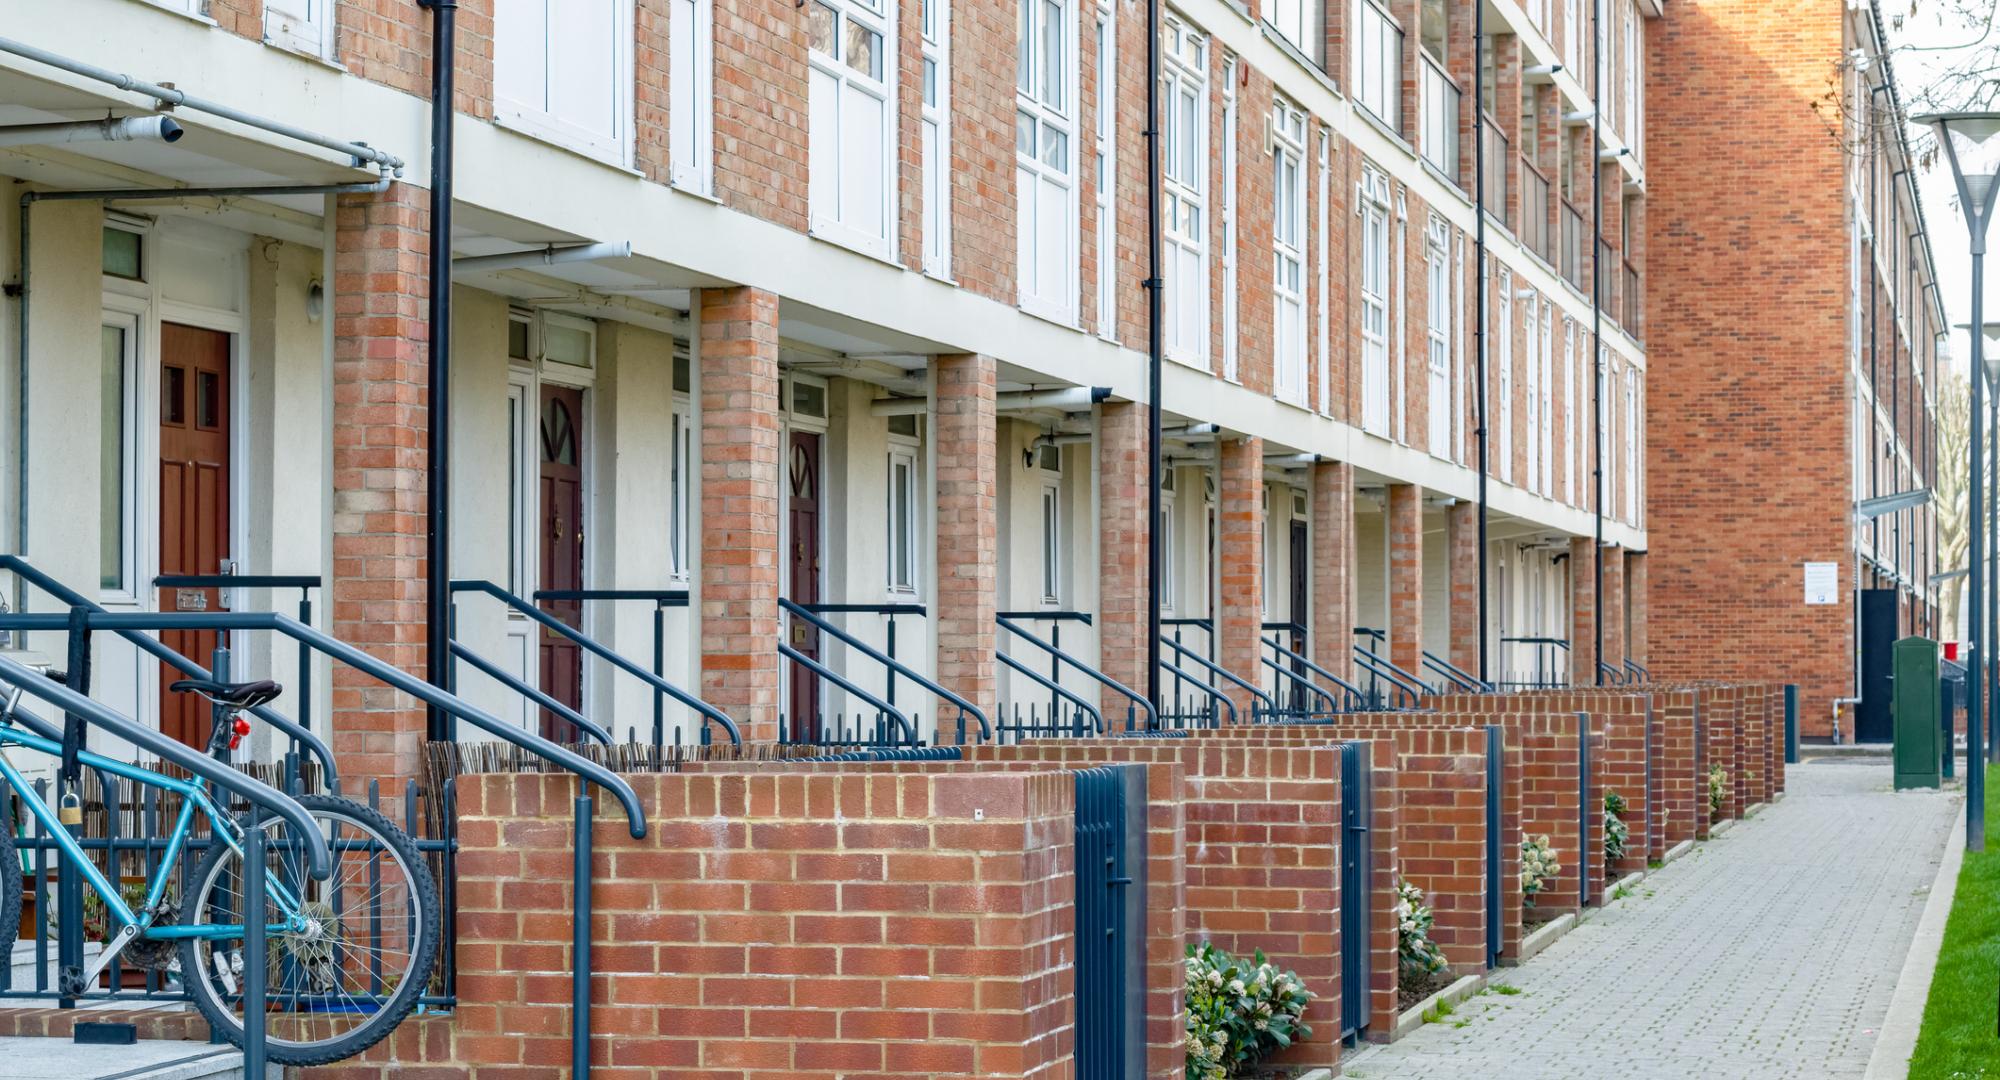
[787,431,822,740]
[538,385,585,740]
[158,324,233,748]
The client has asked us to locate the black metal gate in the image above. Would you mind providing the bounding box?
[1483,725,1503,967]
[1339,741,1372,1040]
[1074,765,1147,1079]
[1576,712,1592,905]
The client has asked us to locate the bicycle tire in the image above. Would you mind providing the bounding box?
[178,793,439,1066]
[0,812,18,960]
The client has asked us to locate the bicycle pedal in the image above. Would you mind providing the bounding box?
[58,965,84,998]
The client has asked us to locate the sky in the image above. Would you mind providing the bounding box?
[1888,0,1994,376]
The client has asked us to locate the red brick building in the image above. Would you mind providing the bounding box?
[1648,0,1943,739]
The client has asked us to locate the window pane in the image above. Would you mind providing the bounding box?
[670,412,685,574]
[1041,0,1064,110]
[810,1,837,55]
[924,57,938,107]
[1017,110,1037,156]
[673,353,692,394]
[99,325,126,590]
[508,318,531,360]
[101,228,142,280]
[544,322,593,367]
[1041,125,1067,169]
[1018,0,1033,93]
[163,365,185,425]
[792,379,828,419]
[846,21,881,79]
[508,394,521,591]
[196,370,221,430]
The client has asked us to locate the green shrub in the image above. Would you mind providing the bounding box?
[1521,833,1560,906]
[1604,791,1630,864]
[1708,764,1728,818]
[1395,878,1448,981]
[1184,941,1314,1079]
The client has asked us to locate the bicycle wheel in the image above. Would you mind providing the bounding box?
[178,793,439,1066]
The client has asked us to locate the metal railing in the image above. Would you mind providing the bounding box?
[1597,660,1627,685]
[779,599,990,746]
[1,557,336,785]
[1500,636,1570,689]
[1597,238,1615,313]
[1423,650,1494,693]
[1561,202,1587,290]
[1259,623,1365,718]
[449,580,739,748]
[1351,627,1434,708]
[1419,54,1460,179]
[534,588,691,745]
[1481,115,1509,225]
[1622,260,1642,338]
[1521,158,1550,261]
[1622,658,1650,683]
[996,611,1156,740]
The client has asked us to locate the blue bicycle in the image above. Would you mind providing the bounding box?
[0,674,439,1065]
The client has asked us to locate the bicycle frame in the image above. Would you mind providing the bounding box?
[0,723,306,953]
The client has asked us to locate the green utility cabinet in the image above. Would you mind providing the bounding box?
[1893,636,1941,791]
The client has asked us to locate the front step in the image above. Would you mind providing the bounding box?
[0,1035,280,1080]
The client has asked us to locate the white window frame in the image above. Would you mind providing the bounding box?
[922,0,952,277]
[1040,478,1064,604]
[1093,2,1116,333]
[1017,0,1080,321]
[1623,364,1638,524]
[1623,1,1642,160]
[98,306,143,604]
[1161,487,1178,612]
[1268,0,1323,63]
[1564,0,1582,74]
[1562,317,1577,504]
[668,395,693,583]
[1315,129,1332,416]
[887,444,921,595]
[1355,0,1402,132]
[1359,168,1392,436]
[494,0,637,164]
[809,0,899,260]
[1272,97,1308,405]
[1220,56,1240,382]
[1425,216,1451,458]
[504,373,537,601]
[671,0,716,195]
[264,0,337,59]
[1523,285,1540,493]
[1161,13,1210,365]
[1497,267,1513,484]
[1539,297,1554,496]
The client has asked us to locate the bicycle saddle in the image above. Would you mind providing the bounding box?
[169,678,282,710]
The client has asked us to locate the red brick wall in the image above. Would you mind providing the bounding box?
[1647,0,1853,734]
[1217,437,1267,714]
[1387,484,1425,675]
[712,0,811,230]
[351,768,1084,1080]
[934,354,998,717]
[330,184,430,793]
[1313,460,1355,681]
[1096,402,1150,719]
[1705,685,1742,828]
[698,286,783,742]
[1658,688,1700,850]
[1447,500,1479,673]
[948,0,1018,305]
[332,0,495,115]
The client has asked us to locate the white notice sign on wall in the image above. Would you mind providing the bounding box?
[1803,562,1839,605]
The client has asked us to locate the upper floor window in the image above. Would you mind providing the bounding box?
[670,0,715,194]
[1268,0,1323,64]
[1623,3,1642,158]
[1355,1,1402,132]
[1272,99,1308,405]
[1359,169,1392,436]
[1018,0,1078,320]
[810,0,898,259]
[495,0,635,162]
[922,0,952,277]
[1094,5,1118,337]
[1418,0,1447,62]
[1424,216,1451,458]
[264,0,336,58]
[1161,13,1208,364]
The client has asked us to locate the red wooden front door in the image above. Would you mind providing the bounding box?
[787,431,822,741]
[538,385,585,740]
[157,324,232,748]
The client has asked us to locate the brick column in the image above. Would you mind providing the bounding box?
[1569,536,1597,686]
[934,354,997,719]
[1387,484,1424,677]
[1446,500,1480,675]
[331,184,429,792]
[1310,461,1354,682]
[1217,436,1265,716]
[1097,401,1150,720]
[1627,550,1648,667]
[698,286,783,742]
[1603,543,1627,671]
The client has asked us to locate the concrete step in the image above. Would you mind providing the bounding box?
[0,1035,280,1080]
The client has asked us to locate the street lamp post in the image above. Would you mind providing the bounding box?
[1959,319,2000,765]
[1918,111,2000,853]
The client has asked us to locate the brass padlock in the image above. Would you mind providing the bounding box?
[58,792,82,828]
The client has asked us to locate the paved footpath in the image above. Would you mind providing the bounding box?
[1342,758,1958,1080]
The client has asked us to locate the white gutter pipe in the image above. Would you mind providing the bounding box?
[452,241,634,275]
[0,115,181,148]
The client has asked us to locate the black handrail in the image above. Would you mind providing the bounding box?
[1623,658,1650,682]
[780,598,991,742]
[801,602,928,616]
[1423,650,1493,693]
[1160,633,1276,714]
[154,574,321,590]
[1352,648,1427,707]
[777,641,915,743]
[0,610,648,838]
[1260,634,1368,708]
[0,556,337,786]
[448,641,613,744]
[996,614,1156,730]
[1261,652,1340,715]
[534,589,688,605]
[0,654,331,877]
[996,650,1104,734]
[451,579,740,747]
[1598,660,1626,685]
[1159,657,1236,723]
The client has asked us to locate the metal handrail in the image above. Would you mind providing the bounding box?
[1160,634,1276,714]
[452,579,740,747]
[1622,658,1650,683]
[448,641,612,744]
[780,597,991,742]
[0,556,338,786]
[1259,633,1366,710]
[1,610,648,838]
[1260,653,1341,716]
[1423,650,1493,693]
[0,654,331,877]
[531,587,694,747]
[996,650,1105,734]
[1598,660,1626,685]
[996,613,1156,730]
[1352,648,1427,706]
[1159,658,1237,724]
[777,641,915,743]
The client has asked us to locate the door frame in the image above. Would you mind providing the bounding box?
[519,319,599,721]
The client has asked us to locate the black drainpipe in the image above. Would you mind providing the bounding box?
[1143,0,1164,718]
[1590,0,1604,685]
[420,0,457,742]
[1473,0,1489,684]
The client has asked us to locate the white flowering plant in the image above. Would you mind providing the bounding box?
[1604,791,1630,865]
[1395,878,1448,981]
[1183,941,1314,1079]
[1520,833,1560,907]
[1708,764,1728,819]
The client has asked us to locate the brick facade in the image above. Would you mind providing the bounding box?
[1217,436,1266,712]
[1387,484,1425,676]
[1096,401,1150,717]
[933,354,998,717]
[1312,460,1355,681]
